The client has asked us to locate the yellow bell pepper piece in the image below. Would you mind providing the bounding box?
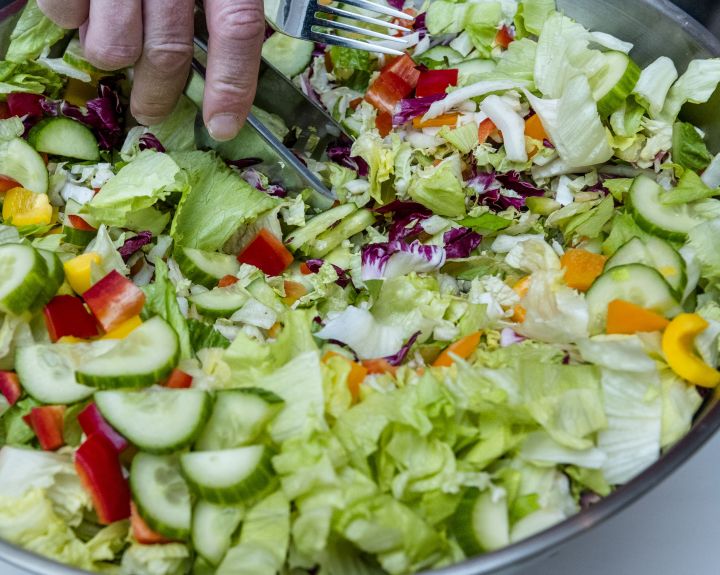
[662,313,720,388]
[102,315,142,339]
[63,253,102,295]
[2,187,53,227]
[57,336,87,344]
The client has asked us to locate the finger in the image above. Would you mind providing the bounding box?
[83,0,143,70]
[37,0,89,29]
[130,0,194,125]
[203,0,265,141]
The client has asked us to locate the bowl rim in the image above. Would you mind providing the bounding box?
[1,1,720,575]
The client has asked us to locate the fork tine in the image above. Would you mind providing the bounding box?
[312,16,408,44]
[310,30,405,56]
[316,5,412,33]
[329,0,414,20]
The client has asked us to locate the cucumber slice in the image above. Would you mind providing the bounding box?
[192,501,244,566]
[30,249,65,310]
[62,224,96,247]
[589,51,640,117]
[286,203,357,252]
[605,237,686,295]
[189,285,249,318]
[415,46,464,69]
[451,488,509,555]
[15,342,111,403]
[0,137,48,194]
[95,389,210,453]
[262,34,314,78]
[628,175,706,241]
[131,453,192,539]
[455,59,496,83]
[175,247,240,289]
[0,244,47,315]
[180,446,275,505]
[28,118,100,161]
[76,317,180,388]
[195,388,284,451]
[586,263,681,333]
[306,208,375,258]
[63,37,102,74]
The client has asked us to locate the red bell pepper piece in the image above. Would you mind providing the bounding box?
[375,111,393,137]
[0,371,21,406]
[415,69,459,98]
[43,295,99,342]
[25,406,65,451]
[365,54,420,116]
[237,229,294,276]
[0,175,21,194]
[7,93,45,119]
[78,403,129,453]
[131,502,172,544]
[164,368,193,389]
[495,25,514,49]
[67,214,97,231]
[75,433,131,525]
[83,270,146,332]
[217,274,239,287]
[0,102,10,120]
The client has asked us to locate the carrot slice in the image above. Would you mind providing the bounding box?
[561,249,607,292]
[606,300,670,335]
[433,332,482,367]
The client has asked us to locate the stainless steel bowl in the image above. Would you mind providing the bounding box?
[1,1,719,574]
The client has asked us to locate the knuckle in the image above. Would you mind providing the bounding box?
[85,43,140,70]
[213,2,266,43]
[142,41,194,73]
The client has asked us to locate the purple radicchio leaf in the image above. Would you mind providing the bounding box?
[495,171,545,197]
[361,240,446,281]
[327,139,369,177]
[240,168,287,198]
[382,331,420,366]
[118,231,153,261]
[443,227,482,259]
[543,138,555,149]
[138,132,165,152]
[312,43,327,57]
[388,212,430,242]
[326,340,360,362]
[298,69,322,107]
[500,327,526,347]
[386,0,405,10]
[393,93,445,126]
[413,12,427,34]
[305,259,353,288]
[467,171,544,211]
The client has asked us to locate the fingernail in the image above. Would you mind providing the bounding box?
[207,114,240,141]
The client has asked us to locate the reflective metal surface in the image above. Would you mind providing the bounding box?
[1,1,720,574]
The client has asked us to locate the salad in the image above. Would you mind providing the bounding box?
[1,0,720,574]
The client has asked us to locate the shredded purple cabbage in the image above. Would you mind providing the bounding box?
[388,212,430,242]
[414,12,427,34]
[361,240,446,280]
[443,227,482,259]
[467,171,544,211]
[312,43,327,57]
[393,93,445,126]
[543,138,555,149]
[500,328,526,347]
[326,340,360,362]
[383,331,420,366]
[118,231,152,261]
[304,259,352,288]
[327,140,369,177]
[241,168,287,198]
[138,133,165,152]
[496,171,545,197]
[386,0,405,10]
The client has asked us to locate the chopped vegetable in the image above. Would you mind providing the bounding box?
[77,403,129,453]
[100,315,142,340]
[606,299,670,335]
[63,253,102,295]
[433,332,482,367]
[662,313,720,388]
[43,295,99,342]
[560,249,608,292]
[237,229,294,277]
[2,187,53,226]
[415,69,458,98]
[164,368,193,389]
[24,405,65,451]
[83,270,146,332]
[0,371,21,406]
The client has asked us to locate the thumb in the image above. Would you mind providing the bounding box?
[203,0,265,141]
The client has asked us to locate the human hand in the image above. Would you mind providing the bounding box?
[38,0,265,141]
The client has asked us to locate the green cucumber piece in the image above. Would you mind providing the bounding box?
[62,224,96,247]
[286,203,357,252]
[605,236,686,295]
[262,34,314,78]
[63,37,102,74]
[0,137,48,194]
[180,446,275,505]
[15,342,114,403]
[589,51,640,117]
[131,453,192,539]
[192,501,244,566]
[628,175,707,241]
[415,46,464,69]
[189,285,248,318]
[306,208,375,258]
[586,263,681,334]
[0,244,48,315]
[30,249,64,310]
[451,488,509,555]
[95,389,210,453]
[175,246,240,289]
[76,317,180,388]
[455,58,496,83]
[28,118,100,161]
[195,388,284,451]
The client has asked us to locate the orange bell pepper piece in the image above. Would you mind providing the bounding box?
[362,358,398,375]
[606,299,671,335]
[511,276,531,323]
[323,351,368,401]
[525,113,548,142]
[413,113,459,129]
[561,249,607,292]
[282,280,308,306]
[478,118,497,144]
[433,332,482,367]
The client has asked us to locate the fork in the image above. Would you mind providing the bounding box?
[264,0,415,55]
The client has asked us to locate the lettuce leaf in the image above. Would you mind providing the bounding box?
[660,59,720,122]
[633,56,678,118]
[120,542,190,575]
[518,0,556,36]
[170,151,277,251]
[6,0,66,63]
[408,156,466,217]
[149,95,197,152]
[671,121,713,173]
[661,170,717,205]
[687,218,720,281]
[0,59,63,97]
[464,2,503,57]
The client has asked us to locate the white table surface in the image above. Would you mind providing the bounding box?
[1,431,719,575]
